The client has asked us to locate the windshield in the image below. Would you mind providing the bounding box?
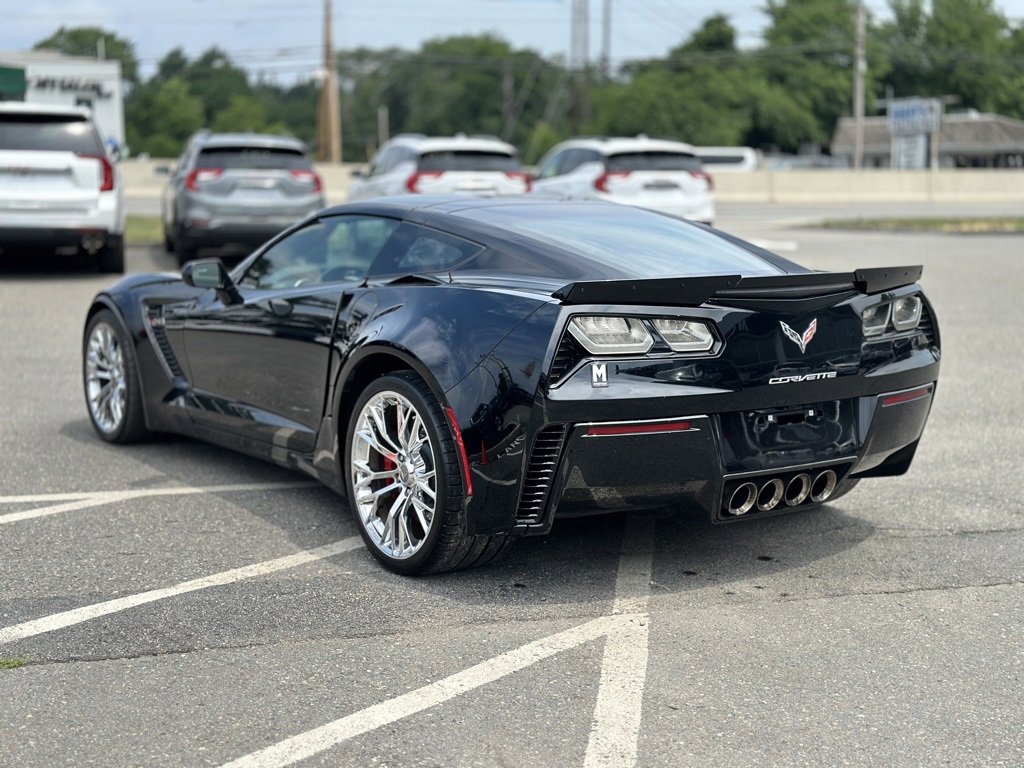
[0,115,104,154]
[418,150,521,172]
[455,204,783,279]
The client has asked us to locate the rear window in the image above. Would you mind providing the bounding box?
[455,204,783,279]
[417,151,521,172]
[606,152,702,173]
[0,114,103,154]
[197,147,311,171]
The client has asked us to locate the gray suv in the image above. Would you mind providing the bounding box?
[161,132,325,266]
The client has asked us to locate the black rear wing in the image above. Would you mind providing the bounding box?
[552,266,923,307]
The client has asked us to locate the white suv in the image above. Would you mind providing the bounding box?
[0,102,124,272]
[347,134,531,200]
[530,136,714,224]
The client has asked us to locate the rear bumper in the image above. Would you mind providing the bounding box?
[0,227,121,256]
[516,382,935,533]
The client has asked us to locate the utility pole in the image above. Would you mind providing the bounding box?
[571,0,591,129]
[317,0,342,163]
[853,0,866,171]
[601,0,611,80]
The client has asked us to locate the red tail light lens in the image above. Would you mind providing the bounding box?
[406,171,443,193]
[587,420,692,437]
[291,169,323,193]
[594,170,630,192]
[444,407,473,498]
[505,171,532,192]
[77,154,115,192]
[185,167,223,192]
[690,169,714,191]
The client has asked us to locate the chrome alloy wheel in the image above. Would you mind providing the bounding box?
[85,321,127,434]
[351,390,438,560]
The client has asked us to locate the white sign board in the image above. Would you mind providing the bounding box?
[889,98,942,136]
[890,134,928,169]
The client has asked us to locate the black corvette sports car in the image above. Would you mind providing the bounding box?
[82,197,940,574]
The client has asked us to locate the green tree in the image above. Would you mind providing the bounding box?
[32,26,139,84]
[125,77,204,157]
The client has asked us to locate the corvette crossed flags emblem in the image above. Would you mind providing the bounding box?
[780,318,817,354]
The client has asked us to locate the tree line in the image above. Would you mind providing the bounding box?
[32,0,1024,163]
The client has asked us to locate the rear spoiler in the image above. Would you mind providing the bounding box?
[552,266,923,306]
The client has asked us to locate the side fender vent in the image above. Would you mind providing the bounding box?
[515,424,568,526]
[144,306,185,380]
[548,333,587,385]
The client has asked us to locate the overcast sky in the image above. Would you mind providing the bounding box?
[4,0,1024,82]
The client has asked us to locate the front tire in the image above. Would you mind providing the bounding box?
[344,371,512,575]
[83,309,151,443]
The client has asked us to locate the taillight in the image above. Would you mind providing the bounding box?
[291,169,323,193]
[690,169,714,190]
[406,171,443,193]
[594,170,630,192]
[77,154,115,192]
[505,171,532,192]
[185,167,223,192]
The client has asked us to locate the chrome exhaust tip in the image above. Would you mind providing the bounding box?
[810,470,838,503]
[784,473,812,506]
[726,482,758,516]
[756,478,784,512]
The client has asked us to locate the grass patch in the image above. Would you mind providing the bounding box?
[125,215,163,247]
[0,657,29,670]
[815,217,1024,233]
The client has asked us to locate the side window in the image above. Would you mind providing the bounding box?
[369,222,482,276]
[535,150,565,180]
[561,149,597,174]
[239,216,401,289]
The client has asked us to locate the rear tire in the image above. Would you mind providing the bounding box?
[344,371,513,575]
[83,309,151,443]
[98,236,125,274]
[175,223,197,267]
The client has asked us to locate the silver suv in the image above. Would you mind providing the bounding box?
[347,134,531,200]
[162,132,325,266]
[0,102,124,272]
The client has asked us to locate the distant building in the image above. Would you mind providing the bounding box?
[0,50,125,148]
[832,111,1024,169]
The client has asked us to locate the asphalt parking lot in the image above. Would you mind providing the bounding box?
[1,203,1022,767]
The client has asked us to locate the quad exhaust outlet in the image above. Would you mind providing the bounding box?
[724,468,842,516]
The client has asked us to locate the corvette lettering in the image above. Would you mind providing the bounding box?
[769,372,838,384]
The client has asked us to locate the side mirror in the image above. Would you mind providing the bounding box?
[181,258,241,304]
[154,165,171,176]
[350,168,365,179]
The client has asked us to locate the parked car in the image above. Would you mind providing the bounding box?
[162,132,324,266]
[0,101,124,272]
[82,197,939,575]
[531,135,714,224]
[347,134,531,200]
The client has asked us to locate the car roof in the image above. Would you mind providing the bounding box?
[0,101,92,119]
[388,134,517,155]
[556,135,698,155]
[195,132,308,152]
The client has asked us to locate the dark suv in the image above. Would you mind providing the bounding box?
[161,132,325,266]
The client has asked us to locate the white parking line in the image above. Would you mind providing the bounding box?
[220,514,658,768]
[221,615,621,768]
[0,537,362,645]
[0,482,318,525]
[584,514,655,768]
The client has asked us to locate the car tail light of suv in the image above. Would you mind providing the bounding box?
[290,169,323,192]
[406,171,444,193]
[594,170,630,192]
[689,169,714,190]
[505,171,532,192]
[185,168,223,192]
[77,153,115,192]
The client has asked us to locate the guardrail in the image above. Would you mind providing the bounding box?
[120,161,1024,205]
